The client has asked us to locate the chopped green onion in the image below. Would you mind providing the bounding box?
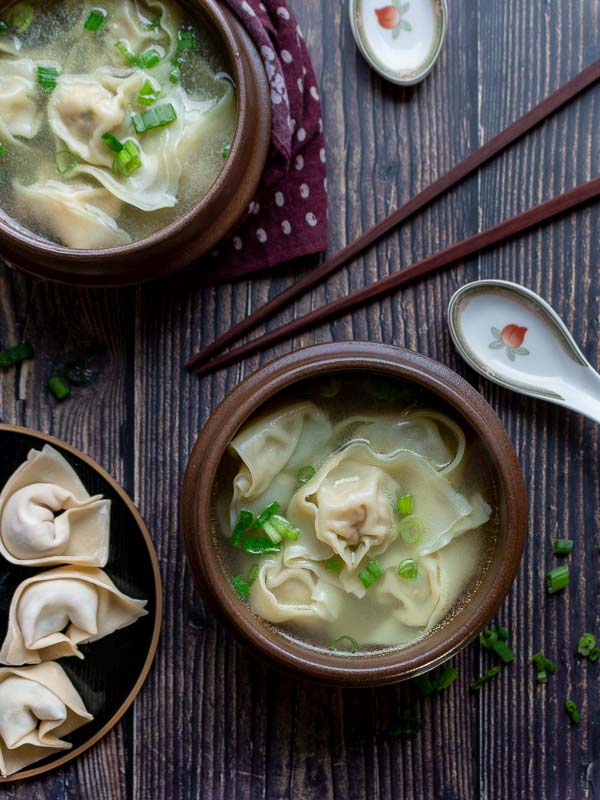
[231,575,249,600]
[546,564,569,594]
[388,716,422,738]
[53,150,79,175]
[565,699,580,724]
[242,536,280,555]
[0,143,5,156]
[8,2,33,32]
[359,559,383,589]
[0,20,9,34]
[577,633,596,657]
[554,538,574,556]
[480,628,498,648]
[261,520,282,544]
[231,564,259,599]
[49,376,71,401]
[412,674,435,697]
[64,360,92,386]
[470,666,501,692]
[397,558,418,579]
[532,652,557,684]
[169,66,181,84]
[138,48,161,69]
[492,640,515,664]
[222,143,231,160]
[329,635,358,654]
[115,40,138,65]
[132,102,178,133]
[169,26,196,82]
[84,9,107,31]
[253,502,280,529]
[397,495,414,515]
[432,666,458,691]
[102,132,124,153]
[324,555,344,574]
[480,627,515,663]
[37,65,59,94]
[398,514,425,545]
[0,341,33,369]
[588,647,600,662]
[114,140,142,177]
[494,623,509,641]
[231,510,254,548]
[144,15,162,30]
[297,465,316,485]
[138,79,160,106]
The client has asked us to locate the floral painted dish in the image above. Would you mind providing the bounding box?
[349,0,448,86]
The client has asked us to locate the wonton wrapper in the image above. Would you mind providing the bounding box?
[14,179,131,249]
[250,555,344,625]
[0,566,147,665]
[0,445,111,567]
[0,57,42,145]
[0,662,93,777]
[229,401,332,526]
[106,0,182,65]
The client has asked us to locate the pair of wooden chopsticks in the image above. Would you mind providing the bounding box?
[186,57,600,378]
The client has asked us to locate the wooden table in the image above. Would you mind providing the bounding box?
[2,1,599,797]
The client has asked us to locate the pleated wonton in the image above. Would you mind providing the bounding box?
[0,566,147,665]
[0,445,110,567]
[0,661,92,777]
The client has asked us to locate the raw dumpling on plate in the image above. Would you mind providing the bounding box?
[0,566,147,665]
[0,445,111,567]
[0,661,92,777]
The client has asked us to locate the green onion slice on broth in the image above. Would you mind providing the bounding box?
[359,559,383,589]
[231,510,254,548]
[242,536,280,555]
[37,65,59,94]
[132,103,178,133]
[397,495,414,515]
[398,514,425,545]
[138,79,160,106]
[137,48,161,69]
[53,150,79,175]
[113,141,142,177]
[8,2,34,33]
[84,9,107,31]
[324,555,344,574]
[397,559,418,579]
[329,635,359,654]
[296,465,316,485]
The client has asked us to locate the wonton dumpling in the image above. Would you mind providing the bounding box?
[0,57,42,144]
[375,555,443,629]
[251,555,343,625]
[0,444,111,567]
[14,179,131,249]
[106,0,181,65]
[0,662,93,777]
[0,566,147,665]
[229,401,331,526]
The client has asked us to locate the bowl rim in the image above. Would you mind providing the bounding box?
[0,0,269,281]
[181,342,528,686]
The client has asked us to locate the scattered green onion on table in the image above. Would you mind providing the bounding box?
[0,341,33,369]
[546,565,570,594]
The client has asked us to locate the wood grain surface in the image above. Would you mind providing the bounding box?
[1,1,599,798]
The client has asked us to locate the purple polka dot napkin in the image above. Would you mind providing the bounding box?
[207,0,328,282]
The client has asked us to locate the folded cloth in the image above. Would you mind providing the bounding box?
[206,0,328,282]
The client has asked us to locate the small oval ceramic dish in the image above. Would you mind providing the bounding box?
[349,0,447,86]
[0,425,161,782]
[0,0,271,287]
[449,280,600,424]
[181,342,527,687]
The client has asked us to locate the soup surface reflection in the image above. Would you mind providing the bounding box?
[215,375,499,655]
[0,0,236,248]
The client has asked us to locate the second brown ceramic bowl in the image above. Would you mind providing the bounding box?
[0,0,271,287]
[181,343,528,687]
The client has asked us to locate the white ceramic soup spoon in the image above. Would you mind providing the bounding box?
[448,279,600,424]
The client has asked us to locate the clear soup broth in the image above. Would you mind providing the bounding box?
[214,374,499,656]
[0,0,236,249]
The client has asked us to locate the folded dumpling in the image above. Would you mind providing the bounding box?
[106,0,181,65]
[0,57,42,144]
[0,566,147,665]
[0,662,93,777]
[0,444,111,567]
[229,401,332,527]
[251,555,343,625]
[14,179,131,249]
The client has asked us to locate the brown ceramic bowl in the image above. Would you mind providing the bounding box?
[0,0,271,287]
[181,343,528,687]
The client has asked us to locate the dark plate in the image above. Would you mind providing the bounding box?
[0,425,162,783]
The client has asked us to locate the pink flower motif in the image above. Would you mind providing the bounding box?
[501,324,528,348]
[490,324,530,362]
[375,6,401,29]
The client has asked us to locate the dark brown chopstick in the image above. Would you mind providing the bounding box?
[191,176,600,378]
[186,57,600,371]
